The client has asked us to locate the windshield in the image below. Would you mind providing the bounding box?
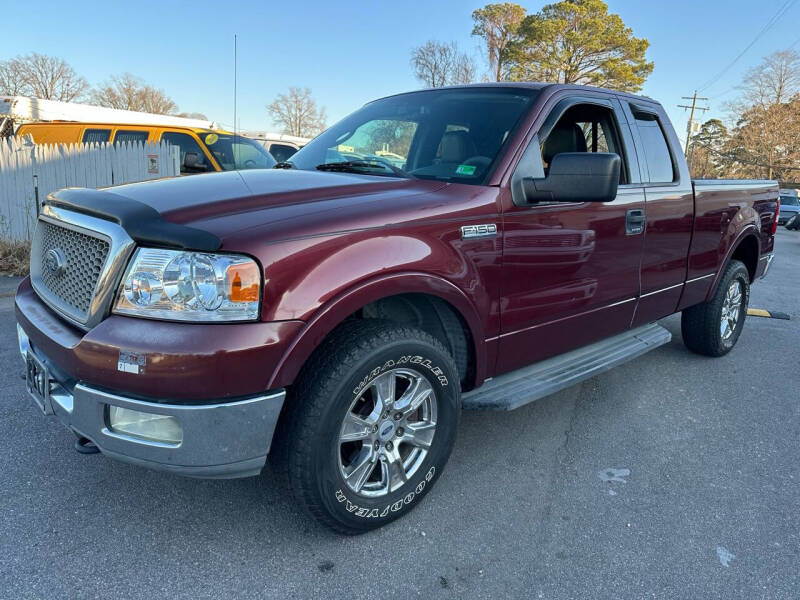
[779,193,799,205]
[286,87,539,184]
[201,133,276,170]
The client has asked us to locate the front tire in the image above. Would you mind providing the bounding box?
[283,320,460,534]
[681,259,750,357]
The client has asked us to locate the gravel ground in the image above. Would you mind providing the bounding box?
[0,229,798,599]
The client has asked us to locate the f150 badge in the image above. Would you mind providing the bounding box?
[461,224,497,239]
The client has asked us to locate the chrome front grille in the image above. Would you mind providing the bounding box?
[30,205,135,329]
[35,221,110,316]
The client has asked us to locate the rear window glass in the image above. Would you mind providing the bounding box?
[632,111,675,183]
[779,194,799,205]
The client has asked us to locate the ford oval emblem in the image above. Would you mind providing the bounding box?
[379,421,395,441]
[45,248,67,276]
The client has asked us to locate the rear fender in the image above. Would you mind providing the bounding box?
[705,225,760,301]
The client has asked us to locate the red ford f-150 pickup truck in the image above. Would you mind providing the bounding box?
[16,83,779,534]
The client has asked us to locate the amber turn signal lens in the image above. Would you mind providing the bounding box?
[226,262,260,303]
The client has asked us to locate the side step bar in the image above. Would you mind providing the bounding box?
[462,323,672,411]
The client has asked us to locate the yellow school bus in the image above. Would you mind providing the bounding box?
[16,121,276,173]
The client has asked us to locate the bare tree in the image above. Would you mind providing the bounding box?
[739,50,800,108]
[410,41,477,88]
[91,74,177,114]
[452,53,477,85]
[471,3,526,81]
[176,111,209,120]
[266,87,327,138]
[0,59,26,96]
[0,53,88,101]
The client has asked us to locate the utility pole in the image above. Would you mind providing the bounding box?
[678,91,709,159]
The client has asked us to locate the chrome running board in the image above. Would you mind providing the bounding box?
[462,323,672,411]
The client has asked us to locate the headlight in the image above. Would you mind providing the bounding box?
[114,248,261,322]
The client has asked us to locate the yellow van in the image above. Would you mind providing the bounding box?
[15,122,276,174]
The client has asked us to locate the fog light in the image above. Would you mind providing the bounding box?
[108,406,183,444]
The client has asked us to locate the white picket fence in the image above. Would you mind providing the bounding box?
[0,137,180,241]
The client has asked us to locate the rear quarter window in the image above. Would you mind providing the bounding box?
[632,111,675,184]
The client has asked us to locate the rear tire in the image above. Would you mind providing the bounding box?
[681,259,750,357]
[282,320,460,534]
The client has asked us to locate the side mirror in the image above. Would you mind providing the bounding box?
[182,152,207,172]
[523,153,620,203]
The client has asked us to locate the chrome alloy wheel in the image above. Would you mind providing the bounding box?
[720,280,744,341]
[337,369,437,498]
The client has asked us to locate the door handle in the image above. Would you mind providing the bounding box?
[626,208,645,235]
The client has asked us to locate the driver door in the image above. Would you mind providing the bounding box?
[496,95,646,375]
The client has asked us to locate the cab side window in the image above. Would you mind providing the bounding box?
[541,104,628,184]
[161,132,210,173]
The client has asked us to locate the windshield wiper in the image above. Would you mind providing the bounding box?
[315,160,410,178]
[274,161,295,169]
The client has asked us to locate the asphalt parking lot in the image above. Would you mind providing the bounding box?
[1,229,798,599]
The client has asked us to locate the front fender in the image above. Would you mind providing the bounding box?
[266,272,488,390]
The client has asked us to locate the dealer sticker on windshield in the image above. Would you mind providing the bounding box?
[455,164,477,176]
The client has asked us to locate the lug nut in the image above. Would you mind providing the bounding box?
[373,440,380,451]
[396,427,404,437]
[372,425,378,433]
[393,412,402,421]
[385,441,394,451]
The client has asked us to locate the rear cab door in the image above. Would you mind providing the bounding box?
[617,100,694,326]
[496,90,647,375]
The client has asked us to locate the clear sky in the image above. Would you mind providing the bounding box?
[4,0,800,143]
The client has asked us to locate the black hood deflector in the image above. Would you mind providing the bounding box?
[46,188,222,252]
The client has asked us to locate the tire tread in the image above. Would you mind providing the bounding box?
[281,319,457,534]
[681,259,749,357]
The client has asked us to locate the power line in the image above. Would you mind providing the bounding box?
[698,0,798,93]
[706,30,800,102]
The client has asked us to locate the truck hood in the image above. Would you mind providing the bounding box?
[105,169,449,245]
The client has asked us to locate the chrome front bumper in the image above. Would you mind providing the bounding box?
[17,325,286,479]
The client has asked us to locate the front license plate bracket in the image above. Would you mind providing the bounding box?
[26,351,54,415]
